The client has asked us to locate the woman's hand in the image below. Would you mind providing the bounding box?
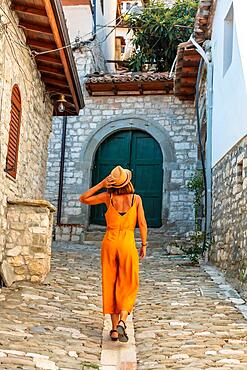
[140,245,146,259]
[101,176,116,188]
[79,174,116,205]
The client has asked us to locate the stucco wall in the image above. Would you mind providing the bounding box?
[210,135,247,292]
[211,0,247,165]
[62,5,93,42]
[96,0,117,72]
[0,2,53,264]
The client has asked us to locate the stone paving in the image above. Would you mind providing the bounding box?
[0,242,103,370]
[100,314,137,370]
[134,248,247,369]
[1,243,247,370]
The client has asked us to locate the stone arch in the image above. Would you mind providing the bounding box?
[79,115,176,228]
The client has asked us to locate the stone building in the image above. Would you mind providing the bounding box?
[0,0,83,286]
[208,0,247,292]
[175,0,247,291]
[45,0,204,243]
[210,136,247,293]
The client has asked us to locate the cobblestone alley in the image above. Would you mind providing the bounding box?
[1,243,247,370]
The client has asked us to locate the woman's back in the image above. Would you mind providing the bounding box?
[105,193,137,231]
[110,193,135,214]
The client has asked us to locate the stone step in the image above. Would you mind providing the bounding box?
[87,224,167,236]
[84,236,163,249]
[84,229,165,244]
[83,227,192,255]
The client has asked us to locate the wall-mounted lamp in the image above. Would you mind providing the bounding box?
[57,94,67,113]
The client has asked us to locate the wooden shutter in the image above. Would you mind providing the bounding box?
[5,84,21,178]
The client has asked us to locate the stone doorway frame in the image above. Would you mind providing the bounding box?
[79,115,176,229]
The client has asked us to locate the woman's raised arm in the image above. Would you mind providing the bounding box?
[79,176,115,205]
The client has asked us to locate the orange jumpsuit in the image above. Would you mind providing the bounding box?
[101,195,139,315]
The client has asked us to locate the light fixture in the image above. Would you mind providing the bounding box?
[57,94,67,113]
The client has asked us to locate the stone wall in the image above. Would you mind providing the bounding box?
[73,41,107,79]
[0,2,53,277]
[210,135,247,292]
[45,48,198,241]
[1,200,55,286]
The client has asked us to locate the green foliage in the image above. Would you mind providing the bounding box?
[239,268,247,282]
[127,0,198,72]
[187,170,204,231]
[82,363,99,370]
[181,232,210,264]
[185,171,206,263]
[239,261,247,282]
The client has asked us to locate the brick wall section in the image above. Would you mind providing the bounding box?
[210,135,247,291]
[1,200,55,286]
[46,51,198,240]
[0,3,53,267]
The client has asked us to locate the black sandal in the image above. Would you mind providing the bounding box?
[110,329,118,341]
[117,320,129,343]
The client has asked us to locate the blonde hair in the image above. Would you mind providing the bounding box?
[108,181,134,195]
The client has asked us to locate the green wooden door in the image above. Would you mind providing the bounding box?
[91,130,163,227]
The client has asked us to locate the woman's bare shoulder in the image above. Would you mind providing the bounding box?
[134,194,142,203]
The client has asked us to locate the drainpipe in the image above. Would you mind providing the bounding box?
[93,0,97,36]
[190,35,213,247]
[57,116,67,225]
[205,59,213,242]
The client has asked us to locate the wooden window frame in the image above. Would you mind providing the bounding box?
[5,84,22,179]
[237,160,243,192]
[100,0,104,14]
[223,3,234,76]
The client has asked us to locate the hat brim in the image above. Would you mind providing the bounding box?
[112,169,132,188]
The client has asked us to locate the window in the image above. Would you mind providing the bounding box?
[100,0,104,14]
[5,84,22,179]
[237,160,243,191]
[223,3,234,76]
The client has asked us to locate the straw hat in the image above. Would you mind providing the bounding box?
[110,165,132,188]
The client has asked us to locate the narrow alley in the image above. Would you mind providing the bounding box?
[0,0,246,369]
[1,243,247,370]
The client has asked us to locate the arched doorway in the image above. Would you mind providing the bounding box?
[91,130,163,227]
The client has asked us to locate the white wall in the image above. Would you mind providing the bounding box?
[116,27,134,60]
[211,0,247,166]
[62,1,117,72]
[62,5,93,42]
[96,0,117,72]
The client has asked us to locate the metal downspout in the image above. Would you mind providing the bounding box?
[205,62,213,241]
[57,116,67,225]
[190,35,213,244]
[93,0,97,35]
[195,59,208,251]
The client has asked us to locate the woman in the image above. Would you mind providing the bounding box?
[80,165,147,342]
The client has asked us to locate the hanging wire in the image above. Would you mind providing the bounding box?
[6,27,35,60]
[5,25,33,54]
[11,2,138,58]
[96,2,138,45]
[0,5,29,49]
[0,20,7,116]
[4,29,36,89]
[0,3,122,57]
[0,2,191,62]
